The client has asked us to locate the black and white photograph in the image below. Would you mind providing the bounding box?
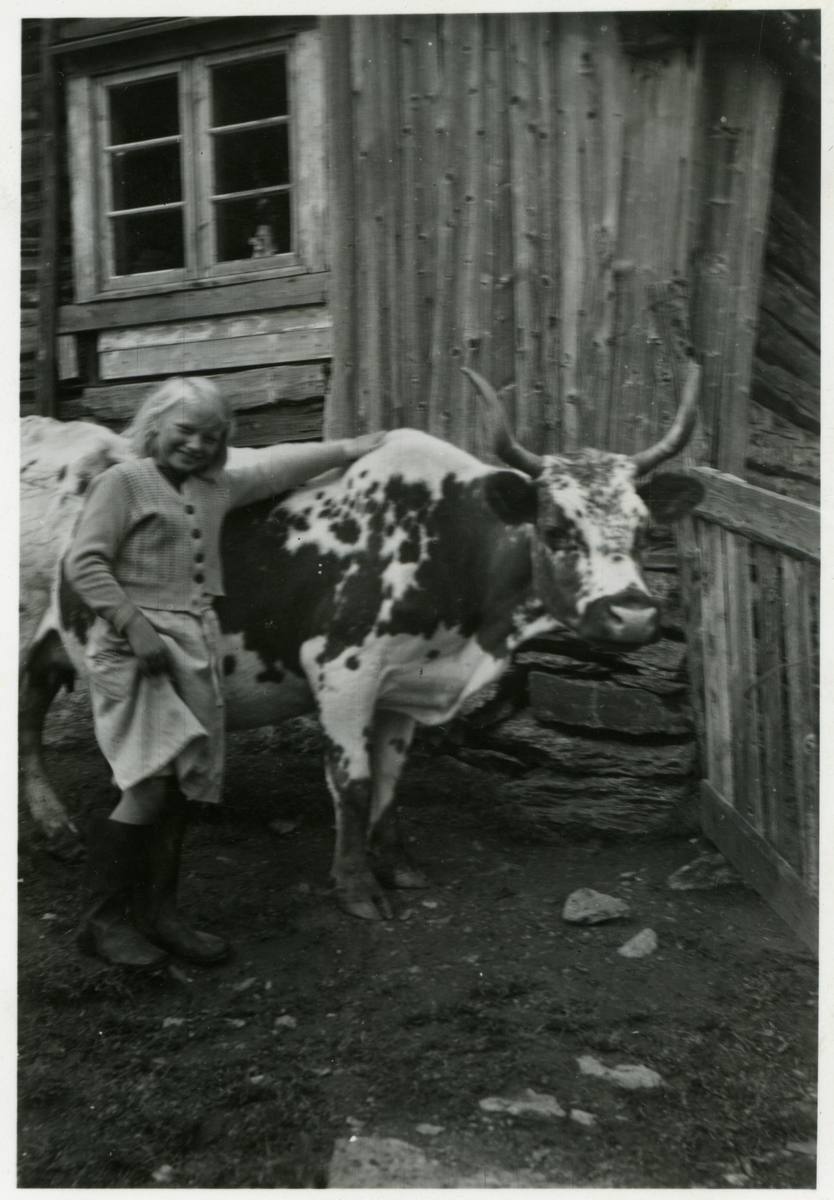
[17,7,820,1188]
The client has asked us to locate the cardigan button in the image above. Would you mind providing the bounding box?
[194,552,205,564]
[191,529,202,539]
[194,572,205,584]
[185,504,195,515]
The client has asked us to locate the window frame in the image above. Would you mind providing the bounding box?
[67,28,326,302]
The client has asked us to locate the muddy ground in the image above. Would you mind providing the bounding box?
[19,691,817,1188]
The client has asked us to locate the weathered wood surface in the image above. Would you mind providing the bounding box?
[688,466,819,560]
[529,672,692,736]
[764,191,819,296]
[746,401,820,503]
[780,556,819,893]
[751,358,820,434]
[98,309,333,378]
[57,274,329,334]
[61,364,327,425]
[701,781,817,954]
[229,400,324,447]
[758,265,819,352]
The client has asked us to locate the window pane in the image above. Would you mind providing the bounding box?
[111,144,182,211]
[211,56,287,127]
[214,193,290,263]
[109,75,179,145]
[112,208,184,275]
[213,125,289,196]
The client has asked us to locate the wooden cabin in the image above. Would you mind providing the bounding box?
[21,14,820,946]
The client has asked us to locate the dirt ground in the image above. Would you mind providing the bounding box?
[19,691,817,1188]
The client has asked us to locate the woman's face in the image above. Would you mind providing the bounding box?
[155,397,225,478]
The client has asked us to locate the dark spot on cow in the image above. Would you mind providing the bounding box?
[345,655,360,670]
[256,664,285,684]
[367,481,379,495]
[75,475,90,496]
[57,466,66,481]
[426,649,440,660]
[398,528,420,562]
[58,564,95,646]
[359,470,368,478]
[331,515,361,544]
[222,655,237,677]
[315,491,324,500]
[288,512,310,532]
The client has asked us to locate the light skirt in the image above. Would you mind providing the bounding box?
[86,607,225,803]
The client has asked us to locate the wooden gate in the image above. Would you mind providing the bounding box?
[677,469,820,951]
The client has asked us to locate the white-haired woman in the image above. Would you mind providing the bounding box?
[65,376,384,968]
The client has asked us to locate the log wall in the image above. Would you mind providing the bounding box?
[323,12,787,478]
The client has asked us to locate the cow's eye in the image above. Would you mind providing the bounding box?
[544,526,576,553]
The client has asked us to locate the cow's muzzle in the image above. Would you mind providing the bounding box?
[578,588,659,646]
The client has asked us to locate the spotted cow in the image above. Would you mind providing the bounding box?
[20,368,703,916]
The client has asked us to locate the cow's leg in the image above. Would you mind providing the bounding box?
[367,712,428,891]
[311,661,393,920]
[19,631,83,860]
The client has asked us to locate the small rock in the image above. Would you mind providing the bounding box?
[269,817,301,835]
[151,1164,174,1184]
[415,1123,444,1136]
[399,909,415,921]
[618,928,658,958]
[167,964,193,985]
[667,851,740,891]
[274,1014,297,1029]
[723,1173,748,1187]
[786,1140,817,1157]
[570,1108,597,1128]
[231,976,257,993]
[421,900,438,909]
[226,1018,246,1028]
[577,1054,663,1089]
[249,1074,265,1084]
[479,1088,566,1119]
[41,912,58,921]
[161,1017,185,1029]
[562,888,630,924]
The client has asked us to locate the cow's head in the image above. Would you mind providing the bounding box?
[463,366,704,647]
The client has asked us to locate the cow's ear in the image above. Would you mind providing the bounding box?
[484,470,538,525]
[636,473,704,523]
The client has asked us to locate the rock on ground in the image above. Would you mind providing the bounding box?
[618,928,659,958]
[327,1137,554,1188]
[562,888,629,924]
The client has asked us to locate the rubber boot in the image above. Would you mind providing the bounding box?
[133,786,230,965]
[76,817,169,967]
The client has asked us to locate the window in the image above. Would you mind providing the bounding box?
[67,31,326,299]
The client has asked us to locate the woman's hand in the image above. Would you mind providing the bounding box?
[124,613,168,676]
[343,431,387,461]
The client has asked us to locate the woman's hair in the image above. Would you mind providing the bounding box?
[123,376,235,470]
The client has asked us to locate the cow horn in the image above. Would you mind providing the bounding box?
[461,368,544,479]
[632,359,702,476]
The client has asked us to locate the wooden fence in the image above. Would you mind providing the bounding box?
[677,468,819,951]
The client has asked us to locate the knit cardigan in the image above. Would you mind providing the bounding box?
[64,441,354,633]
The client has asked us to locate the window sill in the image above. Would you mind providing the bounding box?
[58,269,330,334]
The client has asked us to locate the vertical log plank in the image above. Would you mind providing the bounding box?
[755,544,785,849]
[378,18,401,429]
[452,15,484,452]
[426,18,456,441]
[507,15,538,449]
[781,556,819,893]
[350,18,383,434]
[676,514,708,760]
[322,18,357,438]
[36,21,59,417]
[724,529,764,830]
[535,15,561,454]
[699,522,734,803]
[398,17,422,429]
[555,16,585,450]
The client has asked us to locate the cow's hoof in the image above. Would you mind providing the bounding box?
[337,883,394,921]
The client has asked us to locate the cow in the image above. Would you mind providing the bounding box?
[19,367,704,917]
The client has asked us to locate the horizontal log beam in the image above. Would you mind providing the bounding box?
[751,358,819,433]
[60,364,328,425]
[687,466,819,560]
[57,273,330,334]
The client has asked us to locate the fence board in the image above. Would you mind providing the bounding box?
[698,522,733,803]
[701,782,817,952]
[780,556,819,893]
[751,544,785,850]
[723,530,764,830]
[689,466,819,559]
